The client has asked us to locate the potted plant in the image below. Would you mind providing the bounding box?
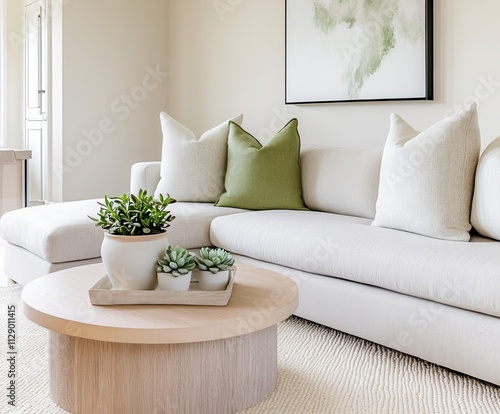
[89,189,175,290]
[156,245,196,291]
[195,247,235,291]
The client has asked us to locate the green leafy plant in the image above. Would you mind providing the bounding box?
[156,245,196,277]
[196,247,234,274]
[89,189,176,235]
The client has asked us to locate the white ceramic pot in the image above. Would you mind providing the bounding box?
[157,271,192,291]
[101,232,169,290]
[198,270,230,291]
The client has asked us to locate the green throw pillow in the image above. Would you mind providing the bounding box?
[216,118,307,210]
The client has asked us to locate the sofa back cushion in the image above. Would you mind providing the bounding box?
[301,146,383,219]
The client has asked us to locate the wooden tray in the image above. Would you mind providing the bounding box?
[88,269,235,306]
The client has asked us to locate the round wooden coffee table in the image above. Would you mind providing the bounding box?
[22,263,298,414]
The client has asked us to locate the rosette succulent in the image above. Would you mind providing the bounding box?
[196,247,234,274]
[156,245,196,277]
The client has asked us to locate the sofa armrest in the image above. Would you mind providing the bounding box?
[130,162,161,195]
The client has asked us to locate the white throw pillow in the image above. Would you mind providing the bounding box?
[154,112,243,202]
[372,103,480,241]
[471,136,500,240]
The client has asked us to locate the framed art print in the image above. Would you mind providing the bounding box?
[285,0,433,104]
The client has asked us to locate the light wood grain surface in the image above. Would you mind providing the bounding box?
[49,327,277,414]
[22,263,298,344]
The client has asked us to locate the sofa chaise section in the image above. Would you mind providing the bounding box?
[0,197,243,285]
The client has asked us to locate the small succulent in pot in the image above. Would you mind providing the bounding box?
[196,247,235,274]
[156,245,196,277]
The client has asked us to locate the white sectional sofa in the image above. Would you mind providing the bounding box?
[2,105,500,387]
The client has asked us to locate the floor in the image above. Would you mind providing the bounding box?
[0,237,15,287]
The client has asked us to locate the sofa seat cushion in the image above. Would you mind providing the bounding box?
[0,199,104,263]
[210,211,500,318]
[166,203,245,249]
[0,200,244,264]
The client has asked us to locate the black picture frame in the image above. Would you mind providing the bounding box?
[285,0,434,104]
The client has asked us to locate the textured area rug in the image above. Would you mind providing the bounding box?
[1,285,499,414]
[1,285,66,414]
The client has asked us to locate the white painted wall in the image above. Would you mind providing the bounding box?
[6,0,500,201]
[51,0,169,201]
[166,0,500,151]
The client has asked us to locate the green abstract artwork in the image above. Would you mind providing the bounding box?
[285,0,433,103]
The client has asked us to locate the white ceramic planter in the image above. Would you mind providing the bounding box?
[157,271,192,291]
[101,232,169,290]
[198,270,230,291]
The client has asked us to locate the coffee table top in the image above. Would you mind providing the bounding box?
[22,263,298,344]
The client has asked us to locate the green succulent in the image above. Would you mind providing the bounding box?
[89,189,175,235]
[196,247,234,274]
[156,245,196,277]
